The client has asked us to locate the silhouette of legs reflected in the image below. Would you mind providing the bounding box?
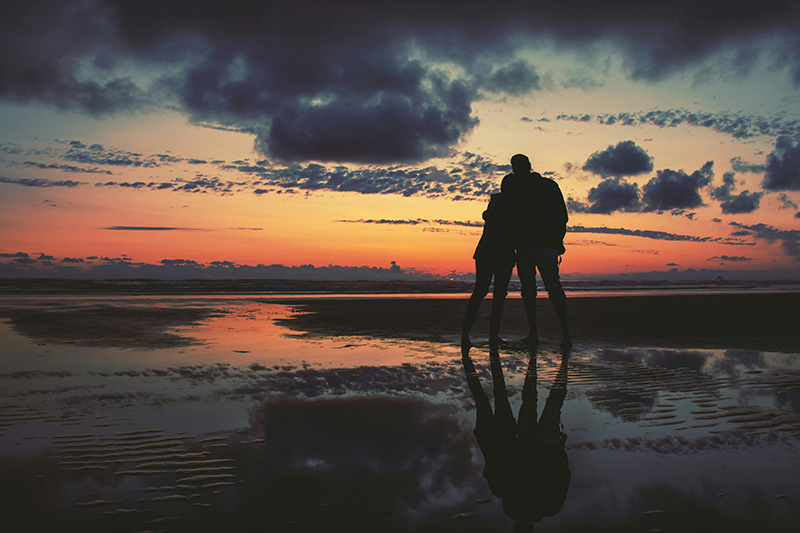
[515,349,539,441]
[489,344,515,438]
[462,345,571,530]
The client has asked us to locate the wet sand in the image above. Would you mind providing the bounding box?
[274,293,800,353]
[0,301,221,348]
[0,293,798,532]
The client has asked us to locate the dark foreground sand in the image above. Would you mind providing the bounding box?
[0,302,221,348]
[274,293,800,353]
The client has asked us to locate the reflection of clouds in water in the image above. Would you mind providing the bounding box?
[251,396,480,518]
[1,396,498,532]
[596,347,711,373]
[706,349,767,377]
[569,430,787,455]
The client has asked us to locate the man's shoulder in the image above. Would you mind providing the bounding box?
[533,173,561,190]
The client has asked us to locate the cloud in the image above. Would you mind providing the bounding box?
[568,177,642,214]
[64,143,182,168]
[582,140,654,177]
[763,136,800,191]
[777,193,798,209]
[19,161,113,175]
[642,161,714,211]
[569,225,753,244]
[0,253,446,281]
[476,59,542,95]
[102,226,206,231]
[729,222,800,259]
[3,2,800,164]
[556,109,800,139]
[710,172,762,214]
[83,149,500,200]
[337,218,482,228]
[708,255,753,262]
[730,156,767,174]
[0,176,84,188]
[560,70,604,90]
[261,77,479,163]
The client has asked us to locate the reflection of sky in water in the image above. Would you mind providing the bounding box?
[0,297,798,531]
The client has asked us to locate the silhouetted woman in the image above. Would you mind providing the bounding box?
[461,189,516,346]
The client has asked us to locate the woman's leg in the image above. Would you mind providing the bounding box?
[462,258,493,344]
[488,258,514,341]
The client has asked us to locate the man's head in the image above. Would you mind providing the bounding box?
[511,154,531,175]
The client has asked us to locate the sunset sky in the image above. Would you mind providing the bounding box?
[1,1,799,280]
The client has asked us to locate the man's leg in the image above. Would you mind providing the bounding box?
[516,248,539,343]
[535,247,571,346]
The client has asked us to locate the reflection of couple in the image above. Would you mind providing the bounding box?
[462,346,570,532]
[462,154,571,347]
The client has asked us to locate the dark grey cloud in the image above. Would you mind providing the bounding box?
[556,109,800,139]
[568,177,642,214]
[261,77,479,163]
[582,140,654,177]
[763,136,800,191]
[642,161,714,211]
[476,60,542,95]
[3,1,799,164]
[710,172,762,214]
[0,176,84,188]
[729,222,800,259]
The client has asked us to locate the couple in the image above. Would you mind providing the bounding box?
[461,154,571,347]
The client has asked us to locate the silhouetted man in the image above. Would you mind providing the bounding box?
[501,154,571,346]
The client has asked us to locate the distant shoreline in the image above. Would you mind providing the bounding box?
[1,277,799,297]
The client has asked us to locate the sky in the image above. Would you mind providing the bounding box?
[1,0,799,281]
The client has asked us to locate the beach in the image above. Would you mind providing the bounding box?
[1,291,798,532]
[275,293,800,353]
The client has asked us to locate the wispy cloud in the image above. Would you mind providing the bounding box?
[555,109,800,140]
[336,218,483,228]
[729,222,800,259]
[102,226,208,231]
[0,176,84,188]
[569,225,753,245]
